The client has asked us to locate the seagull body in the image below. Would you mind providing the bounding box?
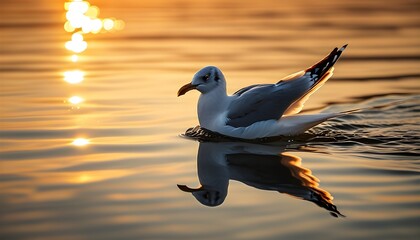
[178,45,348,139]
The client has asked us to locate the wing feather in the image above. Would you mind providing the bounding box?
[226,45,347,127]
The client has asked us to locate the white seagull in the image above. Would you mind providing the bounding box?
[178,45,348,139]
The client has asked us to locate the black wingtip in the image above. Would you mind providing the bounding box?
[305,44,348,80]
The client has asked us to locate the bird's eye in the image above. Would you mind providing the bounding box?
[203,74,210,81]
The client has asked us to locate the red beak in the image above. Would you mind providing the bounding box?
[177,83,197,97]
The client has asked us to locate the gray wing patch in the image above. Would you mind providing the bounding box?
[226,77,312,127]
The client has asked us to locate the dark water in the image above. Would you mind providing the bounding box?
[1,0,419,239]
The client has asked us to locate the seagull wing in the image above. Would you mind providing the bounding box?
[226,45,347,128]
[226,77,312,127]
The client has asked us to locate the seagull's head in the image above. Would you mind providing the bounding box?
[177,66,225,96]
[177,184,226,207]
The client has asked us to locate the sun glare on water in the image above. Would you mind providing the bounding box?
[68,96,84,104]
[64,0,125,54]
[62,1,122,148]
[72,138,90,146]
[64,70,84,84]
[71,54,78,62]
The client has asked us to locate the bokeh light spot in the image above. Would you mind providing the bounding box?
[72,138,90,146]
[71,54,79,62]
[103,18,115,31]
[64,70,84,84]
[68,96,84,104]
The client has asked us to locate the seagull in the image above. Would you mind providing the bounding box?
[178,45,348,139]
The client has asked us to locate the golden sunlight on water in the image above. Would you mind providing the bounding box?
[68,95,84,105]
[72,138,90,146]
[64,0,124,35]
[61,0,126,138]
[65,32,87,53]
[70,54,78,62]
[63,70,84,83]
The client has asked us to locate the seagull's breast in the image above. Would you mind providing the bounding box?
[197,90,230,131]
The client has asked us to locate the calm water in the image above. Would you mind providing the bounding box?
[1,0,420,239]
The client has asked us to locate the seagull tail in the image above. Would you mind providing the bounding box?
[278,106,359,136]
[277,113,341,136]
[306,44,348,82]
[282,45,348,116]
[279,104,383,136]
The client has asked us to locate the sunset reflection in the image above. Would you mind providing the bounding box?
[64,70,84,84]
[68,96,84,105]
[64,0,124,35]
[70,54,78,62]
[72,138,90,146]
[70,170,133,184]
[65,32,87,53]
[77,174,93,183]
[62,1,125,153]
[85,5,99,18]
[103,18,114,31]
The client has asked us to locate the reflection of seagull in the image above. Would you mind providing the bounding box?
[178,45,348,139]
[177,142,344,217]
